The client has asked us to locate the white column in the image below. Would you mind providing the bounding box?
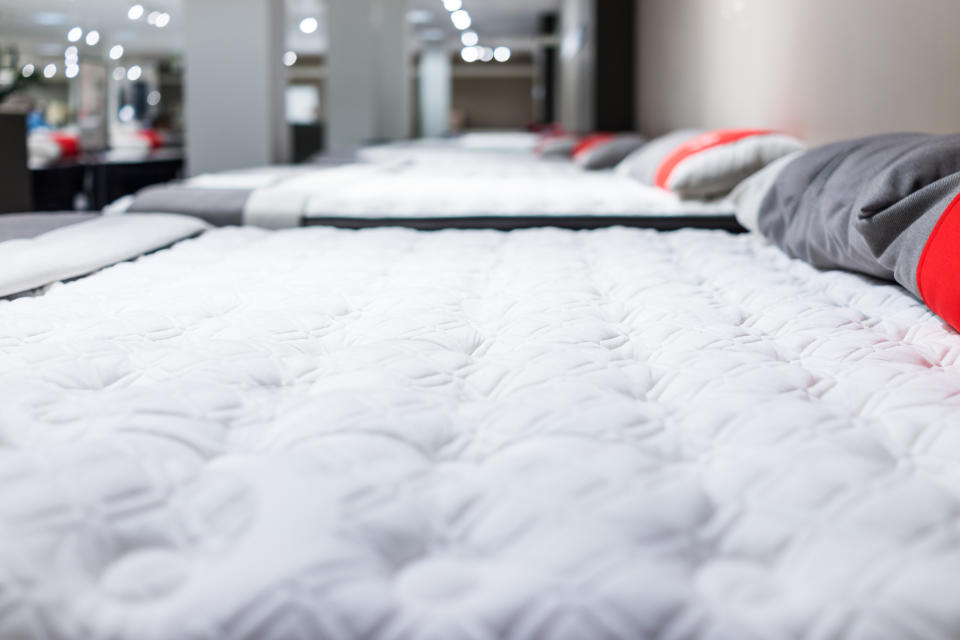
[326,0,410,150]
[559,0,595,132]
[372,0,411,141]
[183,0,288,175]
[418,44,451,139]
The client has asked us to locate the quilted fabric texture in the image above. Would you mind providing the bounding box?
[2,227,960,640]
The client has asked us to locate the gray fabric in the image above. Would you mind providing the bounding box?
[0,213,100,242]
[125,185,251,226]
[616,129,702,184]
[756,133,960,298]
[577,134,647,170]
[540,136,578,158]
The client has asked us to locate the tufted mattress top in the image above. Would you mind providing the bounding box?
[1,226,960,639]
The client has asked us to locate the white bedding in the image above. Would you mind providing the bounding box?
[0,214,208,298]
[197,162,732,228]
[119,137,734,228]
[1,225,960,639]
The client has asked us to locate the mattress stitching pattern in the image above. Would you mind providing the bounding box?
[0,227,959,639]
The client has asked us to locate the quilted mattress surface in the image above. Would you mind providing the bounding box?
[1,227,960,639]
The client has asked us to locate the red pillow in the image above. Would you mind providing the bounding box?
[138,129,165,149]
[49,132,80,157]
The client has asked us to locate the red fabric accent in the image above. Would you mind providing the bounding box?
[916,190,960,330]
[49,133,80,157]
[138,129,164,149]
[653,129,776,191]
[572,133,616,159]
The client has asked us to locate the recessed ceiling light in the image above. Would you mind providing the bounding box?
[128,4,144,20]
[479,46,493,62]
[21,64,36,78]
[113,67,126,81]
[155,13,170,28]
[461,30,478,46]
[64,46,78,59]
[494,46,511,62]
[443,0,462,11]
[450,9,471,30]
[67,27,83,42]
[127,65,142,81]
[299,17,319,34]
[43,63,58,78]
[147,11,160,25]
[65,64,80,79]
[460,46,479,63]
[109,45,124,60]
[85,30,100,46]
[283,51,298,67]
[147,91,161,106]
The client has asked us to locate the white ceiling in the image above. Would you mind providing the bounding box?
[0,0,561,62]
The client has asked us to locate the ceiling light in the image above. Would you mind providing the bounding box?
[479,46,494,62]
[113,67,126,81]
[109,45,124,60]
[127,64,142,81]
[64,46,78,60]
[147,90,161,107]
[299,17,319,34]
[450,9,471,30]
[118,104,135,122]
[67,27,83,42]
[461,30,478,46]
[65,64,80,79]
[283,51,298,67]
[494,46,511,62]
[155,13,170,28]
[43,63,58,78]
[460,46,479,63]
[147,11,160,25]
[128,4,144,20]
[85,30,100,46]
[443,0,462,11]
[21,64,35,78]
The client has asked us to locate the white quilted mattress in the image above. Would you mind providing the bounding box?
[2,226,960,639]
[187,161,732,226]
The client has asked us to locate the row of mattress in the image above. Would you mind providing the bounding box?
[107,129,805,230]
[99,127,960,334]
[2,130,960,639]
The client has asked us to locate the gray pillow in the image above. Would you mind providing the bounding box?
[539,136,579,159]
[616,129,703,183]
[750,133,960,330]
[617,129,804,199]
[575,134,647,170]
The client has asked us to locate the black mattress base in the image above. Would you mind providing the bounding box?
[303,214,745,233]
